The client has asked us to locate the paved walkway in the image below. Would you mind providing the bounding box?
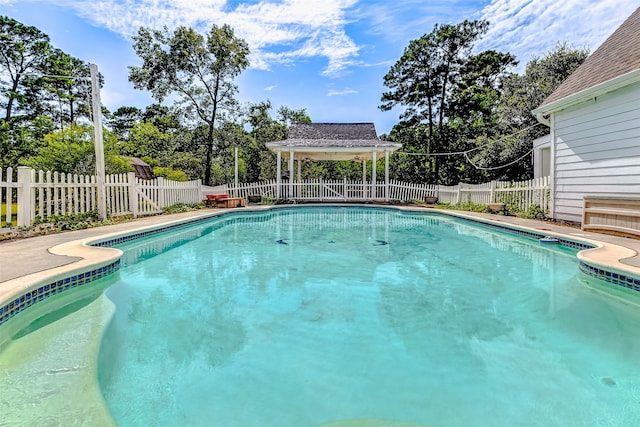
[1,207,639,285]
[0,210,216,283]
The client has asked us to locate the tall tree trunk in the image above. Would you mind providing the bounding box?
[203,76,221,186]
[69,88,75,125]
[204,123,214,185]
[426,73,435,180]
[4,78,20,123]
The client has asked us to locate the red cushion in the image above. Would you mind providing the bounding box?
[206,194,229,200]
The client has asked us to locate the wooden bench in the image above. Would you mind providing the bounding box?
[582,197,640,238]
[205,194,245,208]
[205,194,228,207]
[214,197,245,208]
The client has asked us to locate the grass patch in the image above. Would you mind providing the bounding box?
[1,202,17,227]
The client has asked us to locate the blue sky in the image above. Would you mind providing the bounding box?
[1,0,635,135]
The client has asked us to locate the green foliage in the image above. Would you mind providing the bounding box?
[260,195,274,205]
[245,100,310,182]
[107,106,142,140]
[22,124,129,174]
[129,23,250,185]
[439,201,489,213]
[161,203,202,214]
[119,121,177,158]
[153,166,189,181]
[517,204,548,220]
[471,42,589,181]
[30,49,93,128]
[32,211,115,231]
[0,16,52,123]
[380,19,516,185]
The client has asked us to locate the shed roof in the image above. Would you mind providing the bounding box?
[126,157,154,180]
[266,122,401,161]
[538,7,640,109]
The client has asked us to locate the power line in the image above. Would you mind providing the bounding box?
[20,72,90,80]
[394,123,542,158]
[464,148,533,170]
[393,123,543,171]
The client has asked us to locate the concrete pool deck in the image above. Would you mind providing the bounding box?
[1,205,640,298]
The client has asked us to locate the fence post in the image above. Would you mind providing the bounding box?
[456,182,462,204]
[343,177,347,199]
[157,176,166,209]
[17,166,33,227]
[128,172,138,218]
[490,180,496,203]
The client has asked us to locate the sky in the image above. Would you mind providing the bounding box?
[0,0,636,135]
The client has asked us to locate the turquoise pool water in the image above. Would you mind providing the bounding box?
[94,208,640,426]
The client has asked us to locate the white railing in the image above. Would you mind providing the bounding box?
[1,167,202,227]
[229,178,438,202]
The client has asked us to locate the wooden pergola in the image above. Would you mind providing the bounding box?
[265,122,401,200]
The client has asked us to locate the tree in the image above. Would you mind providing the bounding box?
[23,124,129,175]
[470,42,589,180]
[380,20,516,184]
[107,106,142,140]
[129,24,250,185]
[0,16,51,124]
[245,101,311,181]
[119,121,177,159]
[27,49,93,129]
[276,105,311,127]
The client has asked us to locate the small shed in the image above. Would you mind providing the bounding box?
[127,157,155,180]
[266,122,401,199]
[532,7,640,230]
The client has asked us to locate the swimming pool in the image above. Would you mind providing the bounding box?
[2,207,640,426]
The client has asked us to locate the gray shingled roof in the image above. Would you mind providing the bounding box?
[269,122,399,148]
[539,7,640,108]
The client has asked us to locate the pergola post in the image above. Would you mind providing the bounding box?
[288,150,294,200]
[276,150,282,199]
[297,159,302,198]
[362,160,366,198]
[372,151,377,199]
[385,150,390,200]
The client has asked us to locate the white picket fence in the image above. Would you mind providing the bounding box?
[437,177,550,212]
[229,179,439,201]
[1,166,202,227]
[227,176,550,212]
[1,165,550,228]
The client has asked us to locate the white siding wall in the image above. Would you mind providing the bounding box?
[533,134,551,179]
[552,82,640,223]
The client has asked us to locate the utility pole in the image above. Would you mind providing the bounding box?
[90,64,107,220]
[234,146,239,193]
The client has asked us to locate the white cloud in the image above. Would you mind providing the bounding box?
[50,0,360,77]
[327,88,357,96]
[477,0,638,67]
[264,85,277,91]
[355,0,479,43]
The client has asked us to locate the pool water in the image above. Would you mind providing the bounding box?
[94,208,640,426]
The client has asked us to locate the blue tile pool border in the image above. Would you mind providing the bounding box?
[0,259,120,327]
[424,210,640,294]
[579,262,640,293]
[1,205,638,327]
